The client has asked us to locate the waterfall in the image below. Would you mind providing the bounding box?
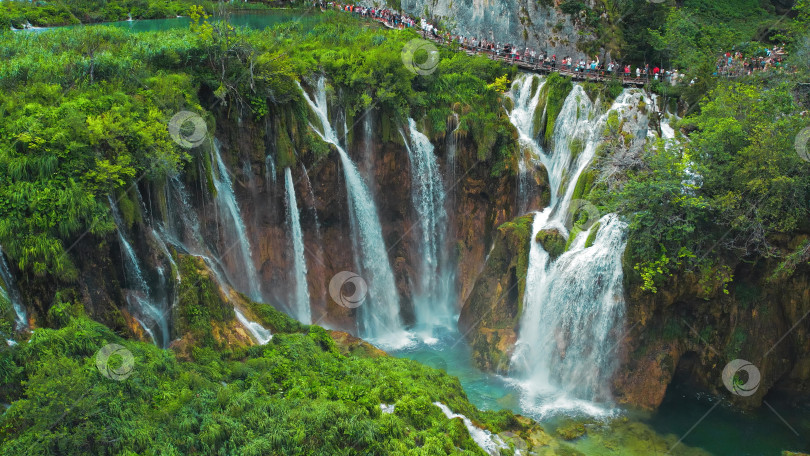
[0,247,26,330]
[162,177,273,344]
[265,154,276,190]
[401,119,455,339]
[362,109,374,177]
[433,403,516,455]
[210,140,263,302]
[506,74,641,417]
[445,113,459,208]
[108,196,170,348]
[298,77,408,347]
[301,165,322,239]
[234,307,272,344]
[508,77,546,214]
[284,167,312,324]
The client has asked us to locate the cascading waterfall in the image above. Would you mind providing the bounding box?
[298,77,407,347]
[0,247,27,330]
[507,74,639,416]
[284,167,312,324]
[509,77,546,214]
[109,196,170,348]
[211,140,263,301]
[401,119,455,338]
[162,176,273,345]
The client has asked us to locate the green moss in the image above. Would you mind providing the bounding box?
[540,73,573,148]
[275,111,296,169]
[114,189,143,230]
[243,294,306,334]
[571,169,596,202]
[584,221,601,248]
[499,213,536,307]
[176,255,235,343]
[556,419,587,440]
[564,225,582,252]
[569,137,585,162]
[535,228,566,260]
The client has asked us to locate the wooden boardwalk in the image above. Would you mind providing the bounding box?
[438,36,649,87]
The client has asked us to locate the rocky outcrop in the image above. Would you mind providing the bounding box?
[614,239,810,410]
[458,213,534,372]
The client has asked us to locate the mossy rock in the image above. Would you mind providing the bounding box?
[555,420,587,440]
[584,221,601,248]
[535,228,566,260]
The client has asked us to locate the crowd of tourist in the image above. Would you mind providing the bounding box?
[714,48,786,77]
[318,2,787,85]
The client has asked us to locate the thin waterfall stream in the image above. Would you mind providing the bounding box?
[0,247,27,330]
[284,167,312,324]
[108,196,171,348]
[211,140,263,302]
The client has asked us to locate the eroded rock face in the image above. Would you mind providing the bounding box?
[458,213,535,373]
[614,247,810,410]
[373,0,589,61]
[212,104,520,335]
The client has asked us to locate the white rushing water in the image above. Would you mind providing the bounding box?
[265,154,277,189]
[108,196,171,348]
[161,176,272,346]
[433,402,517,455]
[401,119,455,340]
[234,307,272,345]
[509,77,546,214]
[211,140,263,302]
[284,167,312,324]
[506,74,640,417]
[0,247,26,330]
[298,77,408,348]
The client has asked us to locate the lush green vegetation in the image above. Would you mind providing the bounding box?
[0,10,514,283]
[0,0,293,28]
[0,310,534,454]
[565,1,810,293]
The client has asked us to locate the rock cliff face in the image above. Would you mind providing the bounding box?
[210,103,520,333]
[614,247,810,410]
[366,0,589,59]
[458,213,536,373]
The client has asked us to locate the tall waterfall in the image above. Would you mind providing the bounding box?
[211,140,263,301]
[298,77,407,347]
[507,74,639,416]
[284,167,312,323]
[0,247,27,330]
[109,196,170,348]
[401,119,455,338]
